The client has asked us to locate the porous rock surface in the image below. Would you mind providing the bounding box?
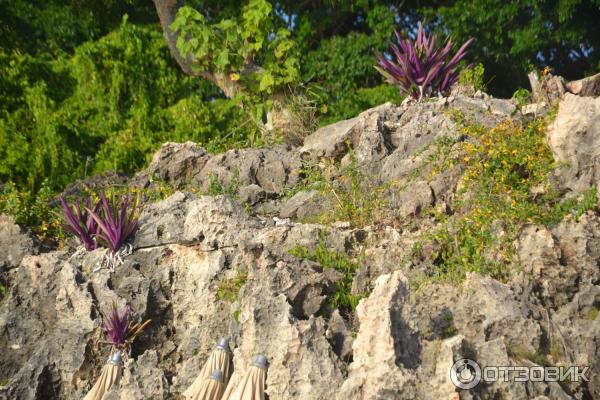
[1,91,599,400]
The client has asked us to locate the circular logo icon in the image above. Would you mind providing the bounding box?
[450,358,482,389]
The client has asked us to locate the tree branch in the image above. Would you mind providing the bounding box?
[152,0,248,99]
[153,0,198,77]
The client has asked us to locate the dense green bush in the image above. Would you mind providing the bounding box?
[0,17,255,193]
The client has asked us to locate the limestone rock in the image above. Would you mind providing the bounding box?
[566,72,600,97]
[279,190,328,219]
[2,90,600,400]
[0,214,37,269]
[140,141,209,189]
[547,93,600,193]
[338,271,415,399]
[0,253,95,399]
[238,183,266,205]
[390,180,434,218]
[300,116,362,159]
[521,102,548,117]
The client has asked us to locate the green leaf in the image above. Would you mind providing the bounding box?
[258,71,274,92]
[215,50,230,71]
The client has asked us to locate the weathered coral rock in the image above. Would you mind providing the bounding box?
[547,93,600,193]
[2,92,599,400]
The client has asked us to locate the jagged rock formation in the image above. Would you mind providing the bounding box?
[1,89,599,400]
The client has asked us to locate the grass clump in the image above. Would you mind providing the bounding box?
[414,118,598,285]
[216,270,248,303]
[582,307,599,321]
[0,284,6,301]
[206,167,240,198]
[286,149,388,227]
[508,345,552,367]
[290,238,367,315]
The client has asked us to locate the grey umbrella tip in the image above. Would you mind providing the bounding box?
[108,351,122,365]
[209,369,223,382]
[252,354,268,369]
[216,337,230,351]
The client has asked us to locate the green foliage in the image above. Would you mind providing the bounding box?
[433,310,458,339]
[216,270,248,303]
[302,6,403,122]
[80,180,175,209]
[287,149,388,227]
[171,0,299,125]
[512,88,532,107]
[424,1,600,96]
[0,17,255,194]
[0,181,65,241]
[206,170,240,198]
[290,239,367,313]
[414,118,599,285]
[459,63,486,92]
[583,307,599,321]
[326,150,386,226]
[0,0,157,56]
[317,85,403,126]
[508,345,552,367]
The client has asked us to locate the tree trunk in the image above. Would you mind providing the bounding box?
[152,0,303,141]
[152,0,243,98]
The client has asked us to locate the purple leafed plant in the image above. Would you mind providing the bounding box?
[102,302,132,347]
[375,23,474,101]
[60,195,102,251]
[101,302,151,353]
[87,193,140,254]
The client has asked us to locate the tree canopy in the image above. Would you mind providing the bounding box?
[0,0,598,194]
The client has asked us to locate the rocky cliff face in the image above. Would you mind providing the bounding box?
[1,91,599,400]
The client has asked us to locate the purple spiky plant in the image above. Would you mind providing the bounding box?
[376,23,474,101]
[60,195,102,251]
[87,193,140,255]
[102,302,132,348]
[100,302,151,354]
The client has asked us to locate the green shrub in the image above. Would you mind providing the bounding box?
[216,270,248,303]
[414,118,598,285]
[0,17,255,195]
[459,63,486,92]
[0,181,64,241]
[290,238,367,314]
[512,88,532,107]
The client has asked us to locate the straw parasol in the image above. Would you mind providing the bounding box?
[83,352,122,400]
[221,355,268,400]
[181,338,231,399]
[182,369,225,400]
